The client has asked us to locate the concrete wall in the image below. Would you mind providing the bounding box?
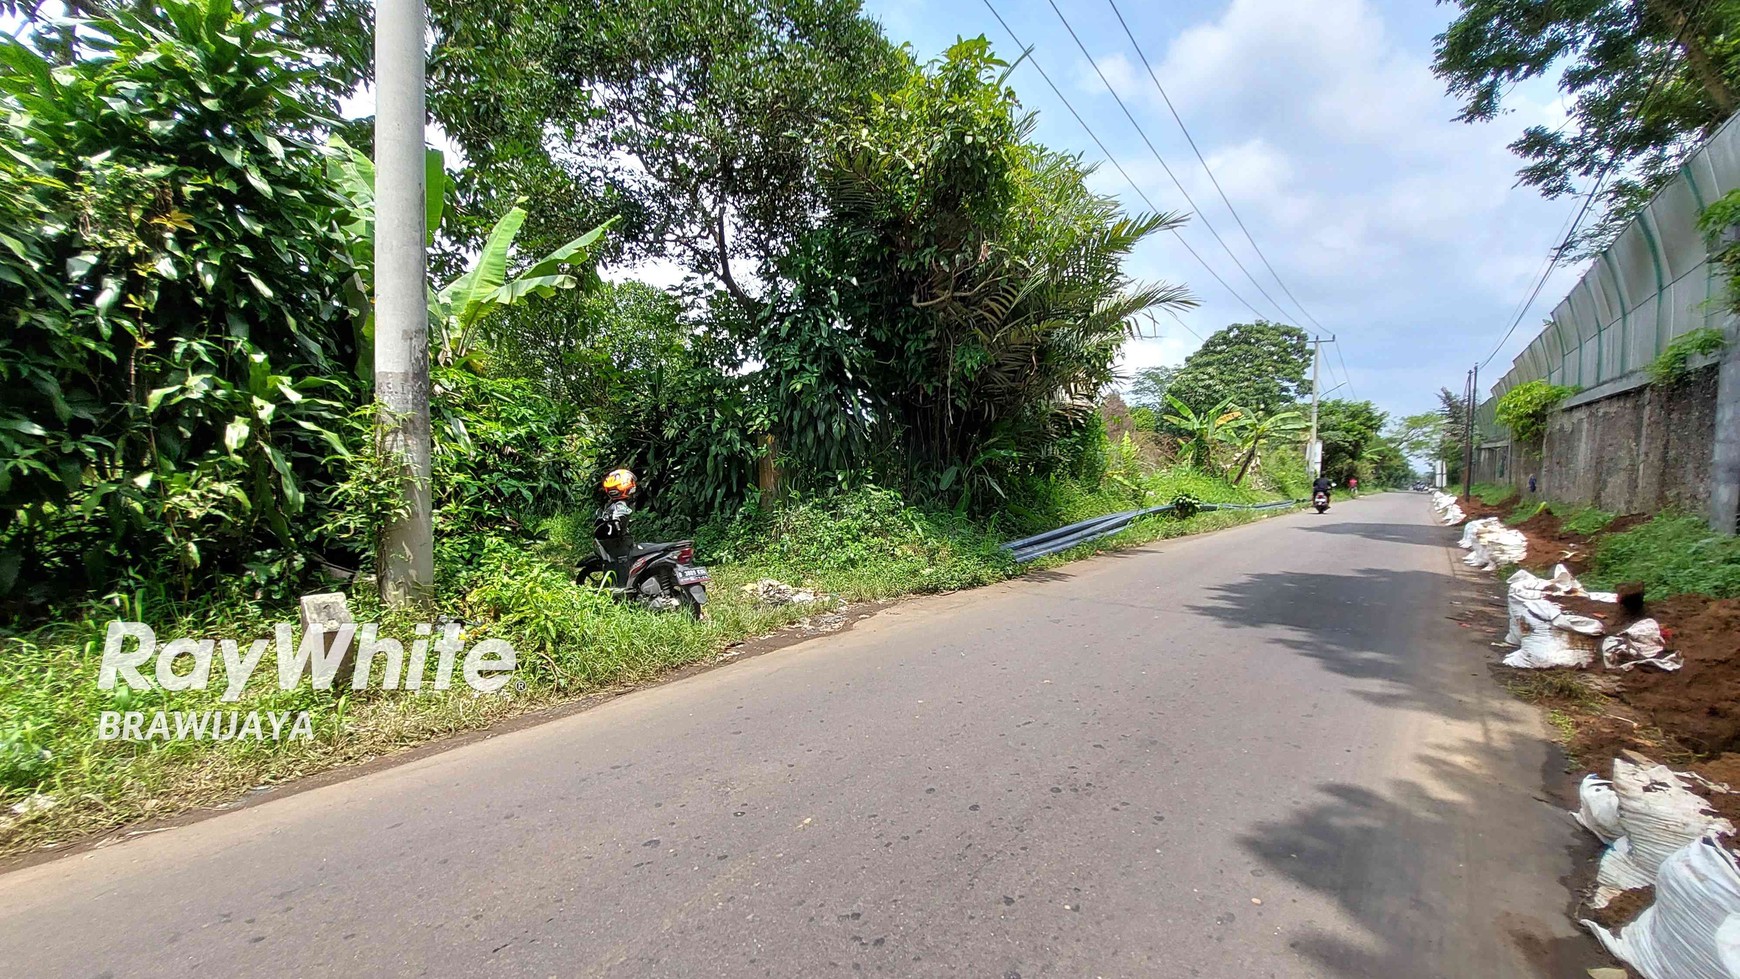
[1471,364,1720,514]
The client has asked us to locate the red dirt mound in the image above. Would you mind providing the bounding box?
[1686,752,1740,826]
[1611,596,1740,755]
[1584,886,1655,930]
[1512,510,1596,573]
[1458,491,1521,521]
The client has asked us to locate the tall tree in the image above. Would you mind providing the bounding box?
[1437,385,1471,482]
[426,0,902,304]
[787,37,1192,501]
[1434,0,1740,254]
[1316,399,1388,484]
[1390,411,1446,460]
[1127,365,1179,412]
[1166,321,1310,417]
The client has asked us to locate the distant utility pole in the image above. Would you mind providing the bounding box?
[1461,365,1478,501]
[1306,334,1333,477]
[374,0,433,605]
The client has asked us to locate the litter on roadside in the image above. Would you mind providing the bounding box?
[742,578,819,605]
[1602,619,1684,672]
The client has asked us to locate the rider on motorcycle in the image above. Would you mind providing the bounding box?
[1312,474,1333,505]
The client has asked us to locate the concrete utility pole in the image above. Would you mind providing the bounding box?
[1461,365,1478,501]
[1306,335,1332,477]
[373,0,433,604]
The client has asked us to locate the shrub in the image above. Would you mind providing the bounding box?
[1494,380,1577,443]
[0,1,362,612]
[1647,327,1728,386]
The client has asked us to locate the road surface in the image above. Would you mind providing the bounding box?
[0,493,1605,978]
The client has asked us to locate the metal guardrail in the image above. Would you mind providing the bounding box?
[1001,499,1303,563]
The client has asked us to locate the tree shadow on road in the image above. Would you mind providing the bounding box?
[1186,568,1493,721]
[1238,730,1613,979]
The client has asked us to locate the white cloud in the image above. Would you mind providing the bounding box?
[1036,0,1588,416]
[1073,51,1144,104]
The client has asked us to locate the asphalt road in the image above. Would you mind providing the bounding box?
[0,493,1605,978]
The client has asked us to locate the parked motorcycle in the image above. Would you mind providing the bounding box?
[1312,490,1330,513]
[575,469,710,618]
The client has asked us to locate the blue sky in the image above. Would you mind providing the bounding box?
[861,0,1587,423]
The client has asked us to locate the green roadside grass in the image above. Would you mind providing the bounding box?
[1503,499,1618,535]
[1581,511,1740,598]
[1469,481,1519,505]
[0,469,1298,856]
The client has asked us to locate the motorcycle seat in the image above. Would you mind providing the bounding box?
[628,540,690,557]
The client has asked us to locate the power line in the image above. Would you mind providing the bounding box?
[1043,0,1295,324]
[1333,340,1356,402]
[1102,0,1327,334]
[979,0,1269,320]
[1164,309,1204,341]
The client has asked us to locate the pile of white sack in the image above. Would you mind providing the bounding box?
[1458,516,1530,571]
[1430,490,1464,525]
[1575,757,1740,979]
[1499,564,1681,671]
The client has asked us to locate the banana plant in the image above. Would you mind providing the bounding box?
[1162,395,1242,473]
[327,136,447,382]
[432,209,617,370]
[1224,407,1307,485]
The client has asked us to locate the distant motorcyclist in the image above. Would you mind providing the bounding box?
[1312,475,1333,503]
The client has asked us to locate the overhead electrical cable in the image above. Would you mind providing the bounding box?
[1042,0,1294,324]
[979,0,1270,320]
[1102,0,1328,335]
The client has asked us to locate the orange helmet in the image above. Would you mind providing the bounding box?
[601,468,637,501]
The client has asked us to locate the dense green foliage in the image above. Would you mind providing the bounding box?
[781,38,1190,505]
[1162,396,1242,472]
[1436,385,1472,482]
[1495,379,1577,443]
[0,2,362,609]
[1315,399,1387,484]
[1166,321,1310,418]
[1647,326,1728,384]
[1434,0,1740,255]
[429,0,901,284]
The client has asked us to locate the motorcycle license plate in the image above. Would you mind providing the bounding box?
[676,566,710,584]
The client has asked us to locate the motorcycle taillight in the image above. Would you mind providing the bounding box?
[677,545,694,564]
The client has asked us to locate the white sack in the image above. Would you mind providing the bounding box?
[1460,518,1529,570]
[1596,836,1661,897]
[1603,619,1684,672]
[1460,517,1499,549]
[1506,565,1608,644]
[1439,503,1465,525]
[1585,836,1740,979]
[1578,775,1625,843]
[1613,759,1736,875]
[1502,597,1602,668]
[1716,912,1740,978]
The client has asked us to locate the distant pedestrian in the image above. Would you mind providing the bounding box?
[1528,473,1538,495]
